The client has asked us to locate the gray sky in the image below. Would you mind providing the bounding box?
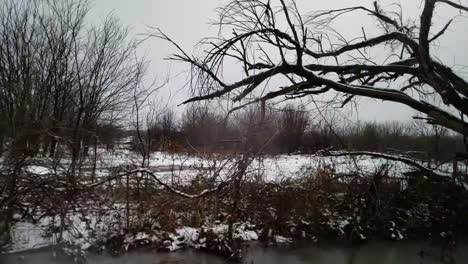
[89,0,468,123]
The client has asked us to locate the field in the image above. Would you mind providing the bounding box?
[4,145,467,257]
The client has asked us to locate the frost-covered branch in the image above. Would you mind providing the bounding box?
[318,149,451,178]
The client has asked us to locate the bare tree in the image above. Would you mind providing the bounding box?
[229,103,278,153]
[277,104,309,153]
[66,14,145,184]
[413,118,449,167]
[156,0,468,143]
[180,103,224,152]
[0,0,90,246]
[0,0,146,247]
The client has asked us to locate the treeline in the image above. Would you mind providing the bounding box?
[131,103,465,161]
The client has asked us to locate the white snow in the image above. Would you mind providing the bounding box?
[12,213,22,220]
[3,147,466,253]
[274,235,292,243]
[9,222,55,252]
[25,165,52,175]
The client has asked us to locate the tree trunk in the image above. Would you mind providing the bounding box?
[91,136,98,183]
[49,139,57,158]
[0,133,4,156]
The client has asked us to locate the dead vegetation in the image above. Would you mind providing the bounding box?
[77,161,468,258]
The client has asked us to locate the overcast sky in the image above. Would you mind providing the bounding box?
[89,0,468,123]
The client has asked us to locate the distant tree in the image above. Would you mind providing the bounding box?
[180,104,223,151]
[230,104,279,153]
[413,119,450,166]
[277,105,309,153]
[145,109,179,152]
[359,123,381,151]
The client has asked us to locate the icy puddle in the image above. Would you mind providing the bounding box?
[2,241,468,264]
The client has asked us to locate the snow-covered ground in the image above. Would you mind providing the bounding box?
[70,147,463,184]
[3,148,467,254]
[8,211,262,254]
[5,146,463,186]
[101,148,465,181]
